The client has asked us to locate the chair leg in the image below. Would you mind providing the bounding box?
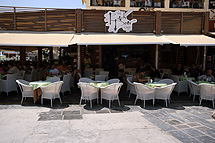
[41,97,43,105]
[153,98,155,106]
[143,100,145,108]
[178,92,180,96]
[117,98,121,106]
[213,100,214,108]
[101,97,102,104]
[199,99,202,106]
[79,98,82,106]
[129,92,131,98]
[193,94,195,102]
[165,100,168,107]
[134,97,138,105]
[50,99,53,107]
[97,97,99,104]
[90,100,92,108]
[59,96,62,104]
[21,97,24,104]
[109,100,111,108]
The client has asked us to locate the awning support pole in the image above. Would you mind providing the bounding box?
[20,47,26,65]
[77,45,81,70]
[155,44,159,69]
[203,46,206,71]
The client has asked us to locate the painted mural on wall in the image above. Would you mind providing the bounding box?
[104,9,137,33]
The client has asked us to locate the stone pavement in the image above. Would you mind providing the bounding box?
[0,88,215,143]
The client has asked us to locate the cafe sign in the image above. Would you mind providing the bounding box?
[104,9,137,33]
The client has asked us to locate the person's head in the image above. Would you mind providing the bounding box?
[207,69,213,76]
[151,66,156,71]
[139,69,145,76]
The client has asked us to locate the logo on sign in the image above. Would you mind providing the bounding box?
[104,9,137,33]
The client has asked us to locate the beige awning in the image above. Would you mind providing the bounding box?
[162,35,215,46]
[0,31,74,47]
[69,33,171,45]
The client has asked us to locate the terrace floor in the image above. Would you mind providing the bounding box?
[0,87,215,143]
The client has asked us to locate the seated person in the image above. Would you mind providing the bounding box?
[189,64,199,78]
[134,69,148,83]
[172,64,184,75]
[150,66,160,79]
[198,69,215,82]
[48,65,59,75]
[7,63,19,74]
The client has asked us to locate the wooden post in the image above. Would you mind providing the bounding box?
[155,11,161,35]
[204,11,210,35]
[20,47,26,65]
[13,7,16,30]
[76,9,82,33]
[180,12,183,34]
[155,44,159,69]
[49,47,53,61]
[203,46,207,71]
[45,8,47,31]
[38,47,42,64]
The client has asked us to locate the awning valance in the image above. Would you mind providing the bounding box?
[69,33,171,45]
[162,35,215,46]
[0,31,74,47]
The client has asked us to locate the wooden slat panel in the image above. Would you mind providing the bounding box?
[161,12,181,34]
[182,12,203,34]
[0,12,14,30]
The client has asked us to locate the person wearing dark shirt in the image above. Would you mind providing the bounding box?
[134,69,148,83]
[150,66,160,79]
[172,64,184,75]
[135,65,144,74]
[189,64,199,78]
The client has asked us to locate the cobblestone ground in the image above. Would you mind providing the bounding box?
[0,86,215,143]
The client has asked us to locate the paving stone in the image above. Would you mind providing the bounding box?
[166,119,182,125]
[168,130,202,143]
[175,124,190,129]
[196,135,215,143]
[109,109,123,113]
[96,109,110,114]
[63,114,83,120]
[38,114,63,121]
[82,110,96,114]
[195,127,215,138]
[187,122,202,127]
[181,128,205,137]
[63,110,80,115]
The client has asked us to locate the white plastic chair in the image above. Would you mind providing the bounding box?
[199,83,215,108]
[95,75,106,81]
[84,70,93,78]
[187,80,193,97]
[78,82,99,108]
[133,82,155,108]
[99,71,109,80]
[0,74,18,95]
[190,80,200,101]
[17,79,30,85]
[158,79,174,85]
[45,76,60,83]
[24,70,34,82]
[155,83,177,107]
[171,75,188,95]
[16,80,34,104]
[107,78,120,84]
[127,77,136,98]
[70,72,76,89]
[100,83,123,108]
[79,78,94,83]
[17,70,25,79]
[95,68,104,75]
[40,81,63,107]
[61,74,71,95]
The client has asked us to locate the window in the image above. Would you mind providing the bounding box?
[130,0,164,8]
[91,0,125,7]
[169,0,204,9]
[209,0,215,9]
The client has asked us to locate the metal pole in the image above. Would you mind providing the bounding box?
[203,46,206,71]
[155,44,159,69]
[77,45,81,70]
[196,46,199,64]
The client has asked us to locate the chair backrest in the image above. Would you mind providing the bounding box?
[79,77,94,83]
[45,76,60,83]
[40,81,64,99]
[187,80,193,93]
[99,71,109,80]
[127,77,133,86]
[158,79,174,85]
[84,70,93,78]
[17,79,30,85]
[95,75,106,81]
[95,68,104,71]
[77,82,99,97]
[199,84,215,100]
[160,73,164,79]
[171,75,180,83]
[133,82,155,95]
[16,80,33,93]
[101,83,123,96]
[190,80,200,94]
[61,74,71,92]
[7,74,18,90]
[107,78,120,84]
[155,83,177,97]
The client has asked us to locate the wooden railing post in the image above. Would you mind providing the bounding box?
[204,11,210,35]
[76,9,82,33]
[155,11,161,35]
[45,8,47,31]
[13,7,16,30]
